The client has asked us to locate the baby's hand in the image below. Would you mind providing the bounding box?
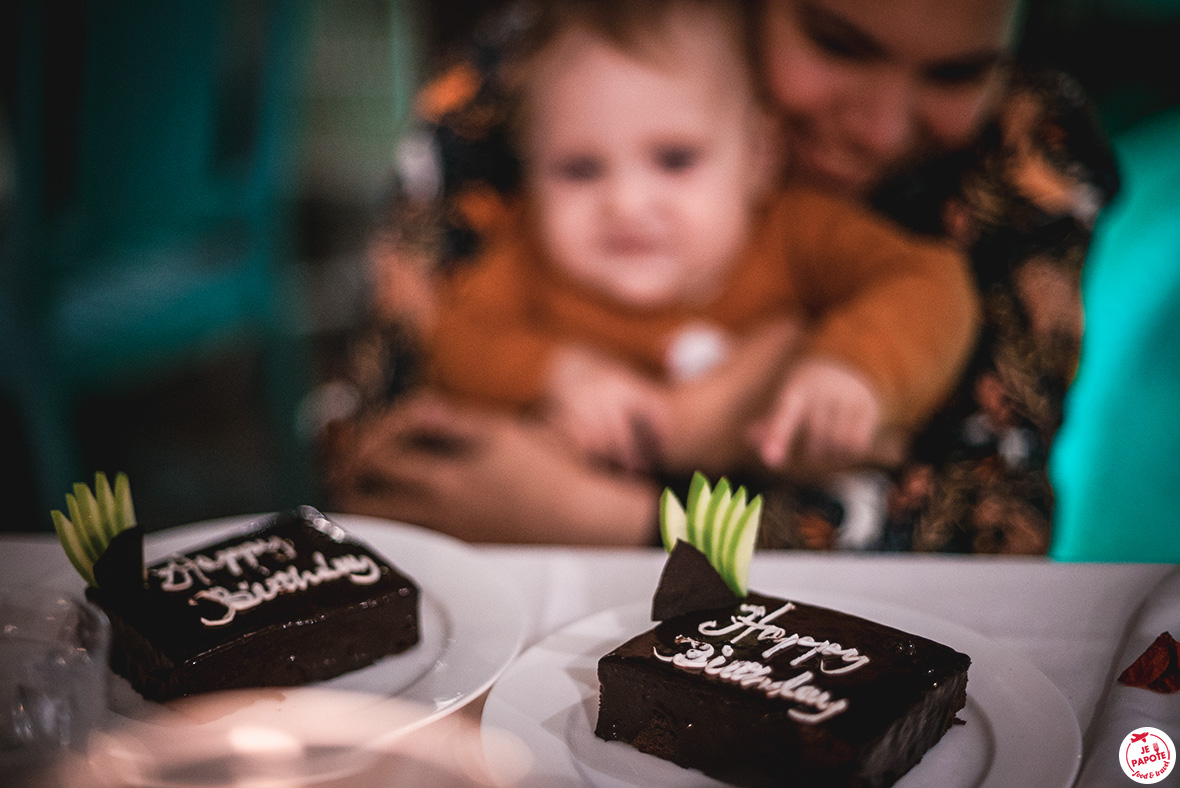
[753,357,882,473]
[546,346,671,473]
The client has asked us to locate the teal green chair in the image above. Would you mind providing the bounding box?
[1050,106,1180,561]
[1,1,313,522]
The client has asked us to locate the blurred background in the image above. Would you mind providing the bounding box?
[2,0,1178,537]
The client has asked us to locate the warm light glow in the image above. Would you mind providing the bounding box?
[226,725,303,756]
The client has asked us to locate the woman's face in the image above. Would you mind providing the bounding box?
[762,0,1020,196]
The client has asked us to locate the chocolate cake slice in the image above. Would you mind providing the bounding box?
[86,507,419,701]
[596,591,970,788]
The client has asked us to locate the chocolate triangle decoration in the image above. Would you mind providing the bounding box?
[92,526,146,596]
[652,540,741,621]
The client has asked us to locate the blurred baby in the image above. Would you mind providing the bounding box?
[427,0,978,486]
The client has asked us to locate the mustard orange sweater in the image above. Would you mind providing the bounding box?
[428,186,979,429]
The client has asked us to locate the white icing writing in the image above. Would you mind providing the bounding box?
[652,602,870,724]
[699,602,795,643]
[762,635,870,675]
[152,537,297,591]
[190,551,382,626]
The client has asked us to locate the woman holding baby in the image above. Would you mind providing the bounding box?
[323,0,1119,554]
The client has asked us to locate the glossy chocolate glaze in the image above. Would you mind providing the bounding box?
[597,592,970,788]
[88,508,419,700]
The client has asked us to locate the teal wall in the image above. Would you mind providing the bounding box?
[1051,107,1180,562]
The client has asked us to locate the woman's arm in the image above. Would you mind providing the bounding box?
[328,394,660,545]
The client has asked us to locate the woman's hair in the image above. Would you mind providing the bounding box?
[509,0,734,67]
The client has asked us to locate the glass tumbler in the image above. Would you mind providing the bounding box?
[0,587,110,777]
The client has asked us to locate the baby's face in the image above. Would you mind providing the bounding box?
[523,10,774,308]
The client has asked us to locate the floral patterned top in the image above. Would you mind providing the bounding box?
[872,70,1120,554]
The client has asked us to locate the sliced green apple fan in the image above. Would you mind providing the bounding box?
[51,471,137,587]
[659,471,763,597]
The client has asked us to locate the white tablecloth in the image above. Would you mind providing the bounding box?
[1,531,1174,787]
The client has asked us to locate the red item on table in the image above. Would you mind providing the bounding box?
[1119,632,1180,693]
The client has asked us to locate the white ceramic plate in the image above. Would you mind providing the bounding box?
[481,591,1081,788]
[70,514,526,783]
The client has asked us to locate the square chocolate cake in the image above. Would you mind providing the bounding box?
[596,590,970,788]
[87,507,419,701]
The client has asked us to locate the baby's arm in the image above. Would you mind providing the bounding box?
[433,266,669,472]
[753,189,979,475]
[789,190,977,428]
[545,345,672,474]
[753,355,882,472]
[660,318,805,475]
